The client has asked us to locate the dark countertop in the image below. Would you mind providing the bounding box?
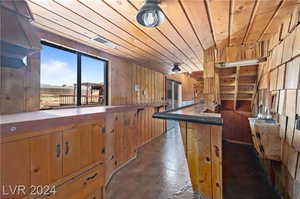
[0,103,165,138]
[153,103,223,126]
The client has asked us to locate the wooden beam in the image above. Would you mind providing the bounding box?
[244,0,282,43]
[234,66,240,110]
[257,0,287,41]
[205,0,230,47]
[230,0,256,46]
[180,0,215,49]
[242,0,259,44]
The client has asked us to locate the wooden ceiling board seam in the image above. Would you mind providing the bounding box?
[32,22,134,61]
[163,14,203,70]
[159,0,204,68]
[242,0,259,44]
[204,0,217,47]
[32,14,148,63]
[104,0,197,72]
[244,0,282,43]
[100,0,188,67]
[28,0,159,64]
[205,0,230,47]
[32,13,171,73]
[230,0,256,46]
[258,0,286,41]
[178,0,204,50]
[128,0,201,71]
[50,0,174,68]
[154,27,199,71]
[77,0,179,67]
[259,0,299,41]
[229,0,233,47]
[179,0,215,50]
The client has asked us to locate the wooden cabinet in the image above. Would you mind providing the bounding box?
[104,113,116,184]
[249,119,281,161]
[30,132,62,186]
[1,139,30,198]
[85,189,103,199]
[91,123,106,164]
[114,111,138,167]
[62,121,105,177]
[41,164,104,199]
[62,127,82,176]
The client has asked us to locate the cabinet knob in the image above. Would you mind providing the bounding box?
[65,142,70,155]
[56,144,61,158]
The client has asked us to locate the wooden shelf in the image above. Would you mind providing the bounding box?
[238,90,254,94]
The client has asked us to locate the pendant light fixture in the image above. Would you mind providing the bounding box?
[136,0,165,27]
[171,63,181,73]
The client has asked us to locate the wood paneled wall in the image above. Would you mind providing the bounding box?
[255,7,300,199]
[1,52,41,114]
[203,47,220,105]
[1,26,166,114]
[38,29,166,107]
[111,63,165,105]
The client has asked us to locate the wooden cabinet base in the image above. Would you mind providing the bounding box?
[179,122,223,199]
[38,164,104,199]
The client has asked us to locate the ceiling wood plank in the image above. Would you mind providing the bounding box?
[52,0,173,66]
[103,0,198,71]
[230,0,256,46]
[129,0,202,71]
[244,0,282,43]
[205,0,230,47]
[179,0,215,49]
[153,0,204,63]
[28,0,175,71]
[77,0,183,67]
[260,0,299,41]
[31,13,170,73]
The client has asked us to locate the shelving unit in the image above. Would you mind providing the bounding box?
[219,65,258,110]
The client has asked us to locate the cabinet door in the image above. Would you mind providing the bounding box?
[91,121,105,163]
[78,125,93,167]
[30,132,62,185]
[62,128,81,176]
[42,165,104,199]
[1,139,30,198]
[105,113,116,184]
[85,189,103,199]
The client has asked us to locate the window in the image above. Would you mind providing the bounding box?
[40,41,108,109]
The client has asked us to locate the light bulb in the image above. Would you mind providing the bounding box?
[136,0,165,27]
[143,10,158,27]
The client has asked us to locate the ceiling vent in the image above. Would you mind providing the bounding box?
[92,36,118,49]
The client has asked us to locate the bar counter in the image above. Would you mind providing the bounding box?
[153,103,223,125]
[154,103,223,199]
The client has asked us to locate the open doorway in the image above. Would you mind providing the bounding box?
[166,79,182,130]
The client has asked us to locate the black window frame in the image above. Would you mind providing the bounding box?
[40,40,109,108]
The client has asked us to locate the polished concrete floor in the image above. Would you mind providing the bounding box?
[106,126,280,199]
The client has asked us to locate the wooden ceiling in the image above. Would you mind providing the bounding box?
[26,0,299,73]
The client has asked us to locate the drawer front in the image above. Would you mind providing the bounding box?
[43,164,104,199]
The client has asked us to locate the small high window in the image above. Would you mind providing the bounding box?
[40,41,108,109]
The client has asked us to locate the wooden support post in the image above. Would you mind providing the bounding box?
[233,66,240,110]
